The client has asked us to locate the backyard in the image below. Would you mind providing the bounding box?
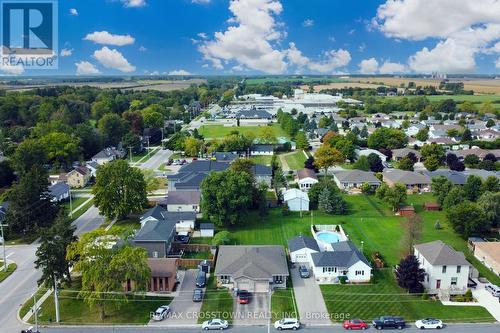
[198,124,288,140]
[283,150,307,170]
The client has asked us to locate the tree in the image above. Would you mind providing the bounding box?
[295,131,309,150]
[259,126,277,144]
[395,255,425,293]
[93,160,147,219]
[314,144,344,175]
[142,109,163,129]
[461,128,472,142]
[12,139,48,175]
[98,113,127,146]
[184,137,203,157]
[463,175,483,202]
[353,155,370,171]
[431,176,453,206]
[367,153,384,173]
[464,154,480,168]
[415,128,429,142]
[483,176,499,192]
[308,179,347,212]
[442,186,466,209]
[423,155,440,171]
[367,128,407,150]
[446,153,465,171]
[122,132,142,155]
[479,101,494,115]
[211,231,232,246]
[397,156,414,171]
[66,229,151,320]
[360,126,368,138]
[384,183,407,211]
[400,215,423,256]
[304,156,317,171]
[486,119,495,128]
[0,160,15,188]
[201,170,255,227]
[35,211,77,288]
[142,169,162,193]
[477,192,500,227]
[446,201,489,237]
[229,158,255,175]
[40,132,81,169]
[421,143,445,169]
[122,111,144,135]
[318,187,334,214]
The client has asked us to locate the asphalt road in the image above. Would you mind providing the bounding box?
[0,205,105,333]
[37,323,500,333]
[138,148,173,170]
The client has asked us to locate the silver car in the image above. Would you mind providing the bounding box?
[202,319,229,330]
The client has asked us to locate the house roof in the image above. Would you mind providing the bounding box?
[141,206,196,223]
[49,183,70,198]
[283,189,309,202]
[134,220,175,242]
[200,223,215,230]
[383,169,431,185]
[311,241,370,268]
[215,246,289,279]
[415,240,469,266]
[165,191,201,205]
[178,160,229,173]
[463,169,500,180]
[250,144,274,152]
[213,152,238,163]
[141,205,167,221]
[297,168,318,180]
[252,164,272,177]
[392,148,422,159]
[92,147,123,160]
[288,235,320,253]
[236,109,272,119]
[473,242,500,265]
[334,170,381,184]
[69,166,91,177]
[425,170,467,185]
[147,258,177,278]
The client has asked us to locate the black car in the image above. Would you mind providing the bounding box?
[193,288,203,302]
[372,316,406,330]
[196,270,206,288]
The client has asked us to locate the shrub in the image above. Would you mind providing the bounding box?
[282,205,290,216]
[339,276,348,284]
[422,292,429,300]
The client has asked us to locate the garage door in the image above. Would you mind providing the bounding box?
[237,280,251,291]
[255,281,269,293]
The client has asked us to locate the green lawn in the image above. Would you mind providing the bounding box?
[190,237,213,245]
[182,251,212,259]
[107,218,141,237]
[0,263,16,282]
[284,150,307,170]
[271,277,298,322]
[198,276,234,324]
[249,155,274,166]
[199,124,288,139]
[387,94,500,110]
[130,147,160,163]
[321,269,493,323]
[61,196,87,213]
[69,198,94,222]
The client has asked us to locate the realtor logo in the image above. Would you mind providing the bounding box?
[1,0,58,70]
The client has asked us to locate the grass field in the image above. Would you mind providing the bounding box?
[386,94,500,110]
[283,150,307,170]
[249,155,274,166]
[199,124,288,140]
[246,76,344,85]
[198,276,234,324]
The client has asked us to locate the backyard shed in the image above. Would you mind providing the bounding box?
[200,223,215,237]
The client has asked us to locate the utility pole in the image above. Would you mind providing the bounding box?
[33,292,39,333]
[69,187,73,218]
[0,222,7,272]
[267,289,272,333]
[54,278,60,323]
[128,146,133,163]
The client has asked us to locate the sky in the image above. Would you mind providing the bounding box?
[2,0,500,76]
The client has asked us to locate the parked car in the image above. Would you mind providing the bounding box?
[202,319,229,330]
[485,284,500,297]
[175,231,190,243]
[299,265,310,278]
[166,159,173,166]
[238,290,251,304]
[274,318,300,330]
[151,305,170,321]
[343,319,369,330]
[415,318,444,329]
[193,288,203,302]
[372,316,406,330]
[196,270,207,288]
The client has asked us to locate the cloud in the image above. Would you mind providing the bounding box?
[69,8,78,16]
[328,36,336,42]
[379,61,406,74]
[307,49,351,73]
[84,31,135,46]
[168,69,192,75]
[358,43,366,52]
[93,47,136,72]
[138,46,147,52]
[75,61,100,75]
[359,58,379,74]
[302,19,314,27]
[121,0,146,8]
[192,0,211,3]
[286,42,310,67]
[496,57,500,68]
[197,32,208,39]
[0,63,24,75]
[60,48,73,57]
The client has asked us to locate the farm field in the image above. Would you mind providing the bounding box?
[246,76,345,85]
[199,124,288,139]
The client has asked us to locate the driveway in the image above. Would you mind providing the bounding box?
[149,269,203,327]
[472,281,500,322]
[291,266,330,325]
[233,292,270,325]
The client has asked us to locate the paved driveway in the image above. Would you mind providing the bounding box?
[233,292,270,325]
[472,281,500,322]
[290,266,330,326]
[149,269,203,327]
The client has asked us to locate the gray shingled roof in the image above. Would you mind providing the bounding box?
[426,170,467,185]
[134,220,175,242]
[215,246,289,279]
[49,183,70,198]
[200,223,214,230]
[382,169,431,185]
[236,109,272,119]
[414,240,469,266]
[334,170,381,184]
[311,241,370,268]
[141,206,196,222]
[297,168,317,180]
[140,205,167,221]
[288,235,320,253]
[166,191,201,205]
[392,148,421,159]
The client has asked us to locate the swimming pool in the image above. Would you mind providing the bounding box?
[316,231,341,244]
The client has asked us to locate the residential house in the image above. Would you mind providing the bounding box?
[167,160,229,191]
[311,241,371,284]
[333,170,381,192]
[215,245,289,292]
[250,144,274,156]
[296,168,318,192]
[252,164,273,187]
[48,174,67,186]
[85,161,99,177]
[283,189,309,212]
[212,152,239,163]
[477,129,500,142]
[471,241,500,276]
[288,235,320,264]
[392,148,422,162]
[450,148,500,161]
[429,124,462,139]
[66,166,92,188]
[405,123,426,137]
[48,183,70,202]
[425,170,467,185]
[139,205,196,232]
[91,147,124,165]
[355,148,387,162]
[382,169,431,192]
[235,109,273,120]
[414,240,471,295]
[463,169,500,181]
[133,219,176,258]
[145,258,178,293]
[164,190,201,213]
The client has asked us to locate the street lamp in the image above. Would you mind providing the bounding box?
[0,221,7,272]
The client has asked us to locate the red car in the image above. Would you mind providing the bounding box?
[238,290,250,304]
[343,319,368,330]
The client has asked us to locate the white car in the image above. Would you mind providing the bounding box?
[202,319,229,330]
[415,318,444,329]
[151,305,170,321]
[274,318,300,330]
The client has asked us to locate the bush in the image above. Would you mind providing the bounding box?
[422,292,429,300]
[211,231,232,246]
[361,182,374,195]
[339,276,348,284]
[464,289,473,302]
[282,205,290,216]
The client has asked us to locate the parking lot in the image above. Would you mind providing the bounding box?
[233,292,270,325]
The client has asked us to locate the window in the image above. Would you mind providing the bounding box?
[153,251,159,258]
[442,265,447,273]
[451,277,457,286]
[457,265,461,273]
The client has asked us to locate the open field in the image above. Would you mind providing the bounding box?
[246,76,345,85]
[199,124,288,139]
[305,82,385,91]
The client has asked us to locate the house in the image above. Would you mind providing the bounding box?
[392,148,422,162]
[91,147,124,165]
[296,168,318,192]
[144,258,178,293]
[477,129,500,141]
[382,169,431,192]
[405,123,426,137]
[164,190,201,213]
[85,161,99,177]
[333,170,381,192]
[355,148,387,162]
[133,219,176,258]
[414,240,471,295]
[288,235,320,263]
[311,241,371,284]
[200,223,215,237]
[252,164,273,187]
[140,206,197,232]
[215,245,289,292]
[48,174,67,186]
[167,160,229,191]
[236,109,273,120]
[48,183,70,202]
[471,241,500,276]
[213,152,239,163]
[283,189,309,212]
[250,144,274,156]
[425,170,467,185]
[66,166,92,188]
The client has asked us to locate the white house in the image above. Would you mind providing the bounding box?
[296,168,318,192]
[91,147,124,165]
[283,189,309,212]
[355,148,387,162]
[165,190,201,213]
[333,170,381,192]
[310,241,371,283]
[288,235,320,263]
[48,183,70,202]
[139,206,196,232]
[414,240,471,295]
[250,144,274,156]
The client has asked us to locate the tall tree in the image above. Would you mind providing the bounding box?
[400,215,423,256]
[463,175,483,202]
[295,131,309,150]
[367,153,384,173]
[446,201,489,237]
[395,255,425,293]
[0,160,15,188]
[477,192,500,228]
[12,139,48,175]
[97,113,127,147]
[353,155,370,171]
[314,144,344,175]
[431,176,453,207]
